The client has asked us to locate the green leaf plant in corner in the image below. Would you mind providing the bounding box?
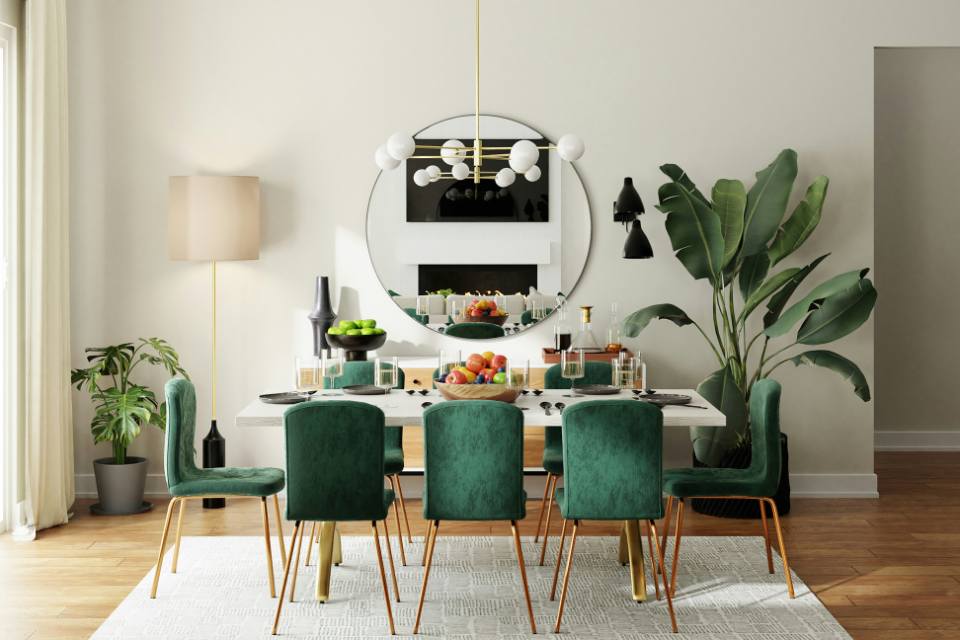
[71,338,190,464]
[623,150,875,466]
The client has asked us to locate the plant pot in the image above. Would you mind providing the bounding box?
[93,456,149,515]
[690,433,791,518]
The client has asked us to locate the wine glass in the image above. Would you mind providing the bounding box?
[561,350,585,396]
[320,348,344,395]
[375,356,399,393]
[294,355,320,395]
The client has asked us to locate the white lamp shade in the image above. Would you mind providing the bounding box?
[375,144,401,170]
[413,169,431,187]
[524,165,542,182]
[386,132,416,160]
[426,165,441,180]
[441,139,466,166]
[509,139,539,172]
[168,176,261,261]
[452,163,471,180]
[557,134,585,161]
[495,168,516,188]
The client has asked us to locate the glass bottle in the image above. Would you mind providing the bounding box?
[554,300,572,351]
[606,301,622,353]
[570,305,603,353]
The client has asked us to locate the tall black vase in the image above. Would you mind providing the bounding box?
[202,420,226,509]
[308,276,337,357]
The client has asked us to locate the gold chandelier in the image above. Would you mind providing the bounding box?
[374,0,584,188]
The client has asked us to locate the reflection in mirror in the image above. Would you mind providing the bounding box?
[366,115,591,340]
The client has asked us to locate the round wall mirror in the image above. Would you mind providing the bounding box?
[366,115,592,340]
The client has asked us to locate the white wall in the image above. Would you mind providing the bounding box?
[875,48,960,442]
[66,0,960,497]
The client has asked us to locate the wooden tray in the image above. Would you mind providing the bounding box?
[541,348,633,364]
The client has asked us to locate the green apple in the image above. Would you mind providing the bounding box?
[360,327,376,335]
[346,328,363,336]
[492,372,506,384]
[372,327,386,335]
[339,320,358,331]
[327,327,343,335]
[359,319,377,329]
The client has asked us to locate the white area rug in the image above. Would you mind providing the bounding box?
[92,535,848,639]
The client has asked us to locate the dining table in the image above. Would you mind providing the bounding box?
[236,388,726,603]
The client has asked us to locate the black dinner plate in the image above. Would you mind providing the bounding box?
[572,384,621,395]
[640,393,692,406]
[260,391,316,405]
[343,384,388,396]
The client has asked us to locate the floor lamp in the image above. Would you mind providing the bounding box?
[168,176,261,508]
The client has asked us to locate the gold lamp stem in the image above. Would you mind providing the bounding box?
[473,0,482,184]
[211,260,218,421]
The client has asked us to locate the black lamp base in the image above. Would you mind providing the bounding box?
[202,419,226,509]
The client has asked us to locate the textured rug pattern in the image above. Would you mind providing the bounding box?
[92,535,848,639]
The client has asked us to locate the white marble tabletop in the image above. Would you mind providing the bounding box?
[236,388,725,429]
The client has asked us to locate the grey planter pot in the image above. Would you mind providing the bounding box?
[92,456,149,515]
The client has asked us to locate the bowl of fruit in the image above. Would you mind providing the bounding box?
[326,319,386,361]
[462,299,509,326]
[435,352,520,403]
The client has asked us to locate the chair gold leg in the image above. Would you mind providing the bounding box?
[534,472,552,543]
[659,496,674,569]
[618,522,629,566]
[765,498,795,598]
[315,522,337,602]
[421,520,433,566]
[549,518,568,600]
[649,520,678,633]
[759,499,774,574]
[624,519,648,602]
[272,521,300,635]
[288,520,306,602]
[394,475,413,543]
[372,521,397,635]
[538,474,558,566]
[553,519,579,634]
[387,476,407,566]
[333,526,342,566]
[150,497,180,599]
[304,522,317,567]
[413,520,439,634]
[273,494,287,567]
[646,521,660,600]
[381,509,401,602]
[669,498,685,597]
[260,497,277,597]
[510,520,537,634]
[171,497,187,574]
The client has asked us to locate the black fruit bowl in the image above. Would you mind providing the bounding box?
[325,332,387,361]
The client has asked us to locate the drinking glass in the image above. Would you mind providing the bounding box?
[612,358,635,389]
[507,359,530,390]
[494,294,507,315]
[450,299,463,323]
[416,295,430,318]
[560,350,585,396]
[294,355,321,393]
[437,350,461,384]
[320,348,344,395]
[375,356,399,393]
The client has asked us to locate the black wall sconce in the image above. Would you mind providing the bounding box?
[614,177,653,259]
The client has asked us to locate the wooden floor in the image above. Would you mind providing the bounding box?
[1,451,959,639]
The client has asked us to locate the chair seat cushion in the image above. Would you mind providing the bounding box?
[555,487,663,521]
[662,467,769,498]
[384,445,404,475]
[542,446,564,475]
[169,466,285,497]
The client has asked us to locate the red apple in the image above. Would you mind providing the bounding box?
[470,308,484,317]
[446,370,467,384]
[481,367,497,382]
[466,353,486,374]
[490,355,507,370]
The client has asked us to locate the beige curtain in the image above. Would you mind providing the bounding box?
[19,0,72,535]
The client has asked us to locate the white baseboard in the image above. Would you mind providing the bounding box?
[73,471,879,500]
[875,430,960,451]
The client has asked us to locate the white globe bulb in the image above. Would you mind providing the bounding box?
[386,132,416,160]
[426,165,441,181]
[509,139,539,172]
[495,168,516,188]
[524,165,542,182]
[556,134,585,161]
[413,169,431,187]
[440,139,466,166]
[374,144,401,170]
[452,163,471,180]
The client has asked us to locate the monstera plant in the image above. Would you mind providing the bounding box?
[624,149,876,472]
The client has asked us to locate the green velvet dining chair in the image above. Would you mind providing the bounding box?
[404,308,428,324]
[413,400,536,635]
[536,360,613,565]
[151,379,287,599]
[551,399,676,634]
[316,360,412,565]
[272,401,399,636]
[443,321,505,339]
[660,378,795,599]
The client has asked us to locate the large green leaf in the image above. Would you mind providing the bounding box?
[623,304,694,337]
[660,164,710,205]
[712,179,746,267]
[764,268,870,338]
[738,252,770,301]
[797,279,877,345]
[657,182,725,282]
[768,176,829,266]
[763,254,830,328]
[692,365,747,467]
[742,149,798,256]
[787,350,871,401]
[740,265,804,321]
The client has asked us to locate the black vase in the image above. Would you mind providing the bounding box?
[202,420,226,509]
[308,276,337,357]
